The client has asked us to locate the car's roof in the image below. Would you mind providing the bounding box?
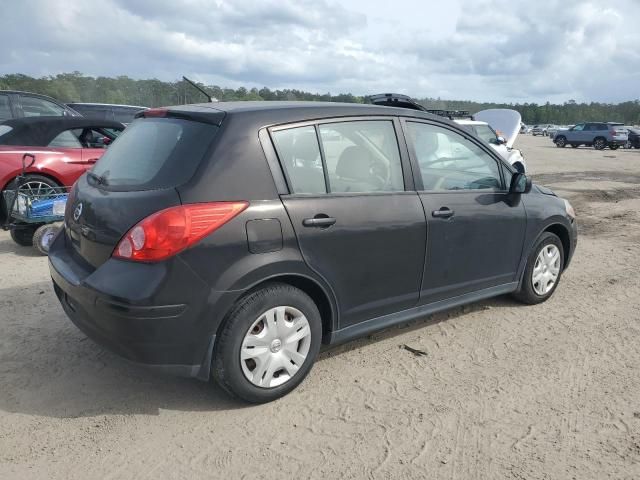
[1,89,62,100]
[0,116,124,146]
[163,101,451,125]
[68,102,148,110]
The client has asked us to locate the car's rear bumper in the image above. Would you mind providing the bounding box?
[48,231,240,380]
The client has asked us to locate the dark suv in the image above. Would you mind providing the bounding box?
[0,90,79,121]
[49,102,577,403]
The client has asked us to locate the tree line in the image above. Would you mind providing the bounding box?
[2,72,638,125]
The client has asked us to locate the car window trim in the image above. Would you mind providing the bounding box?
[313,124,332,193]
[268,115,416,196]
[399,117,509,194]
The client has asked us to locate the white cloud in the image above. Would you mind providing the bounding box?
[0,0,638,102]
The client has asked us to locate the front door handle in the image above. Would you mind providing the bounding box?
[432,207,454,219]
[302,216,336,228]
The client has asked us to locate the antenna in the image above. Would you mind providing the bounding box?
[182,76,218,103]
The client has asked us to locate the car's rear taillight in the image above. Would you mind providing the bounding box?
[113,201,248,262]
[610,129,616,136]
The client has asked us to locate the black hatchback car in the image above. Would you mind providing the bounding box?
[49,102,577,403]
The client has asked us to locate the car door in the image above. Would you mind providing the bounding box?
[270,118,427,328]
[403,120,527,305]
[569,123,585,143]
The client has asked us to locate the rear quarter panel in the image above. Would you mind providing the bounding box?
[0,147,90,189]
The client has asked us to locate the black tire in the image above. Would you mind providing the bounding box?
[212,283,322,403]
[570,144,579,148]
[555,136,566,147]
[1,174,61,222]
[10,226,38,247]
[609,145,619,150]
[32,224,60,255]
[593,137,606,150]
[513,232,564,305]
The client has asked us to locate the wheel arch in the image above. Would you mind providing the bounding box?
[1,170,64,192]
[543,223,571,270]
[218,273,338,344]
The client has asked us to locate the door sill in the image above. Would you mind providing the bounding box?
[326,282,518,345]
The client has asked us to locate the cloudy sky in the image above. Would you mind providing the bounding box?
[1,0,638,103]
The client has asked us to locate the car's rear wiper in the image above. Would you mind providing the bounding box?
[87,171,109,186]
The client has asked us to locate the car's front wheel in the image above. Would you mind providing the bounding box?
[513,232,564,305]
[555,136,566,147]
[212,283,322,403]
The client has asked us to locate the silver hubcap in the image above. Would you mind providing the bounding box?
[532,245,561,295]
[241,306,311,388]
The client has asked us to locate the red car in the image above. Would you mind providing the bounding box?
[0,116,124,218]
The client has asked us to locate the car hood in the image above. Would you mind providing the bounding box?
[474,109,521,148]
[533,184,557,196]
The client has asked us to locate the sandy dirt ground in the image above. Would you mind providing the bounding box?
[1,134,639,479]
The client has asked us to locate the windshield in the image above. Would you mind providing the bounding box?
[473,124,499,144]
[90,117,218,191]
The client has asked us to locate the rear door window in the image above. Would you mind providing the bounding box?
[0,94,12,121]
[271,126,326,194]
[318,120,404,193]
[20,95,67,117]
[90,118,218,191]
[272,120,404,194]
[49,130,83,148]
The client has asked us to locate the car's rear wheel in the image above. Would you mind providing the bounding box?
[609,145,619,150]
[593,137,606,150]
[212,283,322,403]
[555,136,566,147]
[9,226,38,247]
[513,232,564,305]
[570,144,579,148]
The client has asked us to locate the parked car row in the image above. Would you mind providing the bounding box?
[550,122,629,150]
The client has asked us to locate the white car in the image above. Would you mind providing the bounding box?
[455,110,526,173]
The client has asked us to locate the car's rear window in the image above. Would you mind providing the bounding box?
[90,117,218,191]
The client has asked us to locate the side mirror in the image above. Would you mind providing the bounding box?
[509,172,532,194]
[496,136,506,145]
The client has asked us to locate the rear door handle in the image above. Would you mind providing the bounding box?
[432,207,454,219]
[302,216,336,228]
